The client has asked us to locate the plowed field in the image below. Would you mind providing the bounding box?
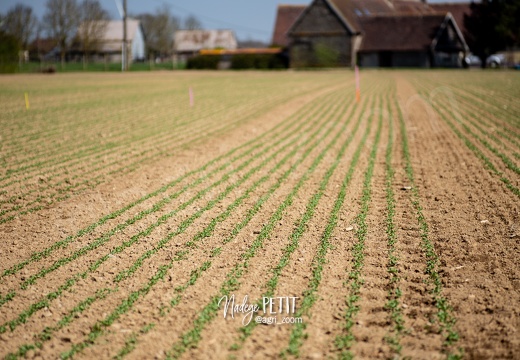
[0,70,518,359]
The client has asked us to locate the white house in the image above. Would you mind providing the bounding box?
[173,30,237,62]
[76,19,145,62]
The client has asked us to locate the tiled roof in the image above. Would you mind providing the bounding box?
[320,0,440,32]
[328,0,394,33]
[283,0,468,53]
[430,2,472,36]
[359,14,447,52]
[272,5,307,46]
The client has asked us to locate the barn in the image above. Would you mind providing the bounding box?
[285,0,469,68]
[272,4,307,47]
[358,13,468,67]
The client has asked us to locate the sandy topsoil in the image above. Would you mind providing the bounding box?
[0,71,518,360]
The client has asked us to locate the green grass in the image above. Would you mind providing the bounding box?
[12,61,185,74]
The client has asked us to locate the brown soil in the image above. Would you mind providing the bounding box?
[0,71,518,360]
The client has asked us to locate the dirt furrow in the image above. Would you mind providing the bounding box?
[398,75,519,358]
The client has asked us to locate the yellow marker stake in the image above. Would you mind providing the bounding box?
[24,92,30,110]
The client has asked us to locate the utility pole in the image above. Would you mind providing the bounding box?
[122,0,128,71]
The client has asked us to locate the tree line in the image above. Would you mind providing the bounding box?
[0,0,203,65]
[464,0,520,66]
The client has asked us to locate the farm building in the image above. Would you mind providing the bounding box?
[272,5,307,47]
[173,30,238,64]
[429,2,472,37]
[284,0,469,68]
[74,19,146,63]
[358,13,468,67]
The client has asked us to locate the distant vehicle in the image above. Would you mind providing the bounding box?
[464,53,481,68]
[486,54,506,68]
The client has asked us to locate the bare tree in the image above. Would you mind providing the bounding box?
[44,0,79,66]
[184,15,202,31]
[137,5,180,59]
[2,4,38,49]
[77,0,109,61]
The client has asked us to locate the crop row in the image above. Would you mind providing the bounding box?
[410,74,520,146]
[395,93,461,358]
[410,79,520,199]
[0,84,347,310]
[62,87,358,360]
[0,75,341,223]
[1,78,362,358]
[0,72,482,359]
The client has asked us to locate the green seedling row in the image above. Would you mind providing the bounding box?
[395,96,462,358]
[67,88,348,360]
[334,95,382,359]
[55,86,356,359]
[165,86,369,360]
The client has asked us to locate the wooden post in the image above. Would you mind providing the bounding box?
[122,0,128,71]
[355,65,360,103]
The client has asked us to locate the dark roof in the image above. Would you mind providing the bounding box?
[283,0,468,52]
[272,4,306,46]
[429,2,472,36]
[328,0,394,33]
[326,0,440,33]
[394,0,437,14]
[359,14,447,52]
[28,38,57,54]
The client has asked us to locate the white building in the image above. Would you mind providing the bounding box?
[174,30,237,62]
[76,19,145,62]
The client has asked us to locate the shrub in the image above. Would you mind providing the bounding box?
[0,31,19,73]
[186,55,220,70]
[231,54,287,70]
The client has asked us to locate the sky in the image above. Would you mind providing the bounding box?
[0,0,472,44]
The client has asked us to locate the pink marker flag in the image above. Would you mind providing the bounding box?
[355,65,360,103]
[189,87,194,107]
